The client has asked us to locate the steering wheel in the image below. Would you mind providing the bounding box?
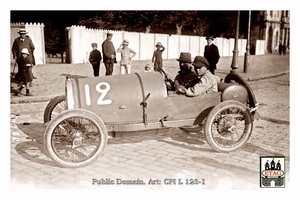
[157,68,175,91]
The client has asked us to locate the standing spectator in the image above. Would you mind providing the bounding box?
[116,39,136,74]
[102,32,116,76]
[152,42,165,71]
[279,42,283,55]
[14,48,33,96]
[282,44,287,55]
[12,28,37,82]
[204,36,220,75]
[88,43,102,77]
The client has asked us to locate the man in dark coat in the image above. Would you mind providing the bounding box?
[102,32,116,76]
[89,43,102,77]
[12,28,36,81]
[204,36,220,75]
[12,29,35,70]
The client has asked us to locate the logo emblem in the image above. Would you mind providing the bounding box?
[260,156,285,188]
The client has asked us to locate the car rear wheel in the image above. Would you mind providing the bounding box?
[204,100,253,152]
[44,109,108,168]
[43,95,67,123]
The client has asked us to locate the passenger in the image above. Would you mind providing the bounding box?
[174,52,198,93]
[177,56,221,96]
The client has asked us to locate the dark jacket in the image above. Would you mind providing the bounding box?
[12,35,35,65]
[204,43,220,70]
[14,56,33,83]
[89,49,102,66]
[102,39,116,64]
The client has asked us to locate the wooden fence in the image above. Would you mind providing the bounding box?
[10,23,46,65]
[65,25,266,64]
[10,23,265,65]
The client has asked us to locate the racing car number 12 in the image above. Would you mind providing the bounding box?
[84,82,112,106]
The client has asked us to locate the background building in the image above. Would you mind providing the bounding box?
[251,10,290,54]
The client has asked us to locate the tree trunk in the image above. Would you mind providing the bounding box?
[145,25,151,33]
[176,24,183,35]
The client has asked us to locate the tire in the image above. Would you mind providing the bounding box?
[43,95,67,123]
[224,73,257,108]
[43,109,108,168]
[204,100,253,152]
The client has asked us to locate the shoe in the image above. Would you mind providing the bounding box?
[15,92,24,96]
[33,76,37,79]
[25,92,33,96]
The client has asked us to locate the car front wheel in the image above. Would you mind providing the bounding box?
[43,109,108,168]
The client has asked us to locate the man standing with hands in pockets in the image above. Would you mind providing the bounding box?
[102,32,116,76]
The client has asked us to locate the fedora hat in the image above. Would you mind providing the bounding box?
[206,35,214,40]
[176,52,192,63]
[107,32,113,36]
[192,56,209,68]
[18,28,27,34]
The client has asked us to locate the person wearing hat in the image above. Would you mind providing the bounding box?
[14,48,33,96]
[204,36,220,75]
[152,42,165,71]
[89,43,102,77]
[12,28,36,79]
[177,56,220,97]
[102,32,117,76]
[116,39,136,74]
[174,52,198,93]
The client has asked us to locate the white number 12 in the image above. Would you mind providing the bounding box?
[85,82,112,106]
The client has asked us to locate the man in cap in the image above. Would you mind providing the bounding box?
[204,36,220,75]
[88,43,102,77]
[116,39,136,74]
[12,28,36,80]
[102,32,116,76]
[174,52,198,93]
[177,56,221,97]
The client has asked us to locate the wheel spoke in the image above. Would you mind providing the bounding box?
[211,107,249,148]
[51,116,102,163]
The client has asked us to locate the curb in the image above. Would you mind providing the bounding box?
[10,95,58,104]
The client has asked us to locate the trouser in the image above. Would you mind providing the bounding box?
[92,64,100,77]
[120,64,131,74]
[104,62,114,76]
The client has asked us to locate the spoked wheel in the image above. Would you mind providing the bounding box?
[204,100,253,152]
[44,109,108,168]
[44,95,67,123]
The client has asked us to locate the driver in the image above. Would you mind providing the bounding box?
[174,52,198,93]
[177,56,221,96]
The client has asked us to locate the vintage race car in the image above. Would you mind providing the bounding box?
[43,70,259,168]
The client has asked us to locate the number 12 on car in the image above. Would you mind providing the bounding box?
[84,82,112,106]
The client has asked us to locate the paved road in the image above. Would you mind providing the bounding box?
[10,74,290,190]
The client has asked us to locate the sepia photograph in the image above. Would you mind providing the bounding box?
[6,1,297,198]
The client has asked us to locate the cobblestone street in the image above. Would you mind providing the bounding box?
[9,74,290,191]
